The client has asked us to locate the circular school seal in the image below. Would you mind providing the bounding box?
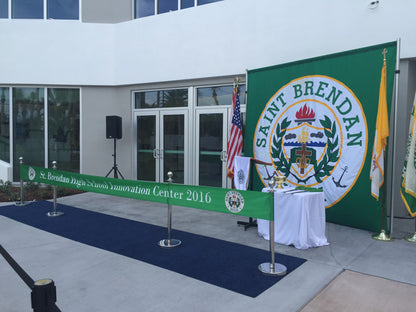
[28,167,36,181]
[224,190,245,213]
[253,75,367,207]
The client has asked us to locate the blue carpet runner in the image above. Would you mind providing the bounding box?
[0,201,306,297]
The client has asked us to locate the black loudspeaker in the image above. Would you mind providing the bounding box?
[106,115,122,139]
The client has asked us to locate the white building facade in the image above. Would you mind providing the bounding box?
[1,0,415,214]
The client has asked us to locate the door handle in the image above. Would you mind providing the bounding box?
[221,151,227,162]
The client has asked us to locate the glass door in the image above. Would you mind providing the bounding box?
[136,113,158,182]
[195,107,246,188]
[195,108,228,187]
[136,110,188,183]
[161,112,187,184]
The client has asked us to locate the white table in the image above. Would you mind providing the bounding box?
[257,188,329,249]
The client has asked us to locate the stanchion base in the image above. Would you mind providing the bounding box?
[15,201,30,206]
[405,232,416,243]
[47,211,64,217]
[372,230,393,241]
[158,239,181,248]
[258,262,287,276]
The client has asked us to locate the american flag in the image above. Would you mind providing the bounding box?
[226,84,243,178]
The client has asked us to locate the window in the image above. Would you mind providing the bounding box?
[6,0,79,19]
[181,0,193,9]
[197,0,220,5]
[48,0,79,20]
[135,0,223,18]
[136,0,155,18]
[0,0,8,18]
[0,88,10,162]
[158,0,177,14]
[197,85,246,106]
[12,87,45,179]
[10,87,79,181]
[135,88,188,108]
[48,88,80,173]
[12,0,43,19]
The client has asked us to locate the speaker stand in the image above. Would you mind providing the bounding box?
[105,138,124,179]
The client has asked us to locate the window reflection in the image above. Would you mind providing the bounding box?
[197,84,245,106]
[12,0,43,19]
[198,0,222,5]
[135,0,223,18]
[48,0,79,20]
[163,115,184,183]
[137,115,156,181]
[0,0,7,18]
[12,88,45,180]
[135,89,188,108]
[158,0,177,14]
[135,0,155,18]
[181,0,194,9]
[0,88,10,162]
[199,113,223,187]
[48,88,80,173]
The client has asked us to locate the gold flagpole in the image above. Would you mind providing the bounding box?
[372,48,393,241]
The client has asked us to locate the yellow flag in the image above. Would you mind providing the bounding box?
[370,60,388,200]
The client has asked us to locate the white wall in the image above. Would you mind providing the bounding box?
[82,0,132,23]
[0,20,116,85]
[0,0,415,86]
[81,86,132,178]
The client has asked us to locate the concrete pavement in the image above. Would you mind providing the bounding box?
[1,192,416,311]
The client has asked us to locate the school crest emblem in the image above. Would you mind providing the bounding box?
[225,190,245,213]
[254,75,368,207]
[28,167,36,181]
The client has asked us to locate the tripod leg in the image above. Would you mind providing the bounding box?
[105,167,114,177]
[115,166,124,179]
[105,138,123,179]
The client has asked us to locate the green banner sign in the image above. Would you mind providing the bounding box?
[20,165,274,221]
[246,42,397,232]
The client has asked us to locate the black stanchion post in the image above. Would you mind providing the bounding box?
[31,279,58,312]
[0,245,61,312]
[258,179,287,276]
[47,161,64,217]
[158,171,181,248]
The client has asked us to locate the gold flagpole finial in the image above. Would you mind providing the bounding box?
[234,77,241,87]
[382,48,388,62]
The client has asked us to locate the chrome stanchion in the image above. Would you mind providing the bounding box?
[47,161,64,217]
[15,157,29,206]
[405,218,416,243]
[258,180,287,276]
[158,171,181,248]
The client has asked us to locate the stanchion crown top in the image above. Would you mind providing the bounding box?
[268,179,275,191]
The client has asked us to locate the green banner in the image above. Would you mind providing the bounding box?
[401,94,416,217]
[20,165,274,221]
[246,42,397,232]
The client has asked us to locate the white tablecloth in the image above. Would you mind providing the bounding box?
[258,188,329,249]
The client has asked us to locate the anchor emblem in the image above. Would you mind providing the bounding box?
[332,166,348,188]
[263,165,278,181]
